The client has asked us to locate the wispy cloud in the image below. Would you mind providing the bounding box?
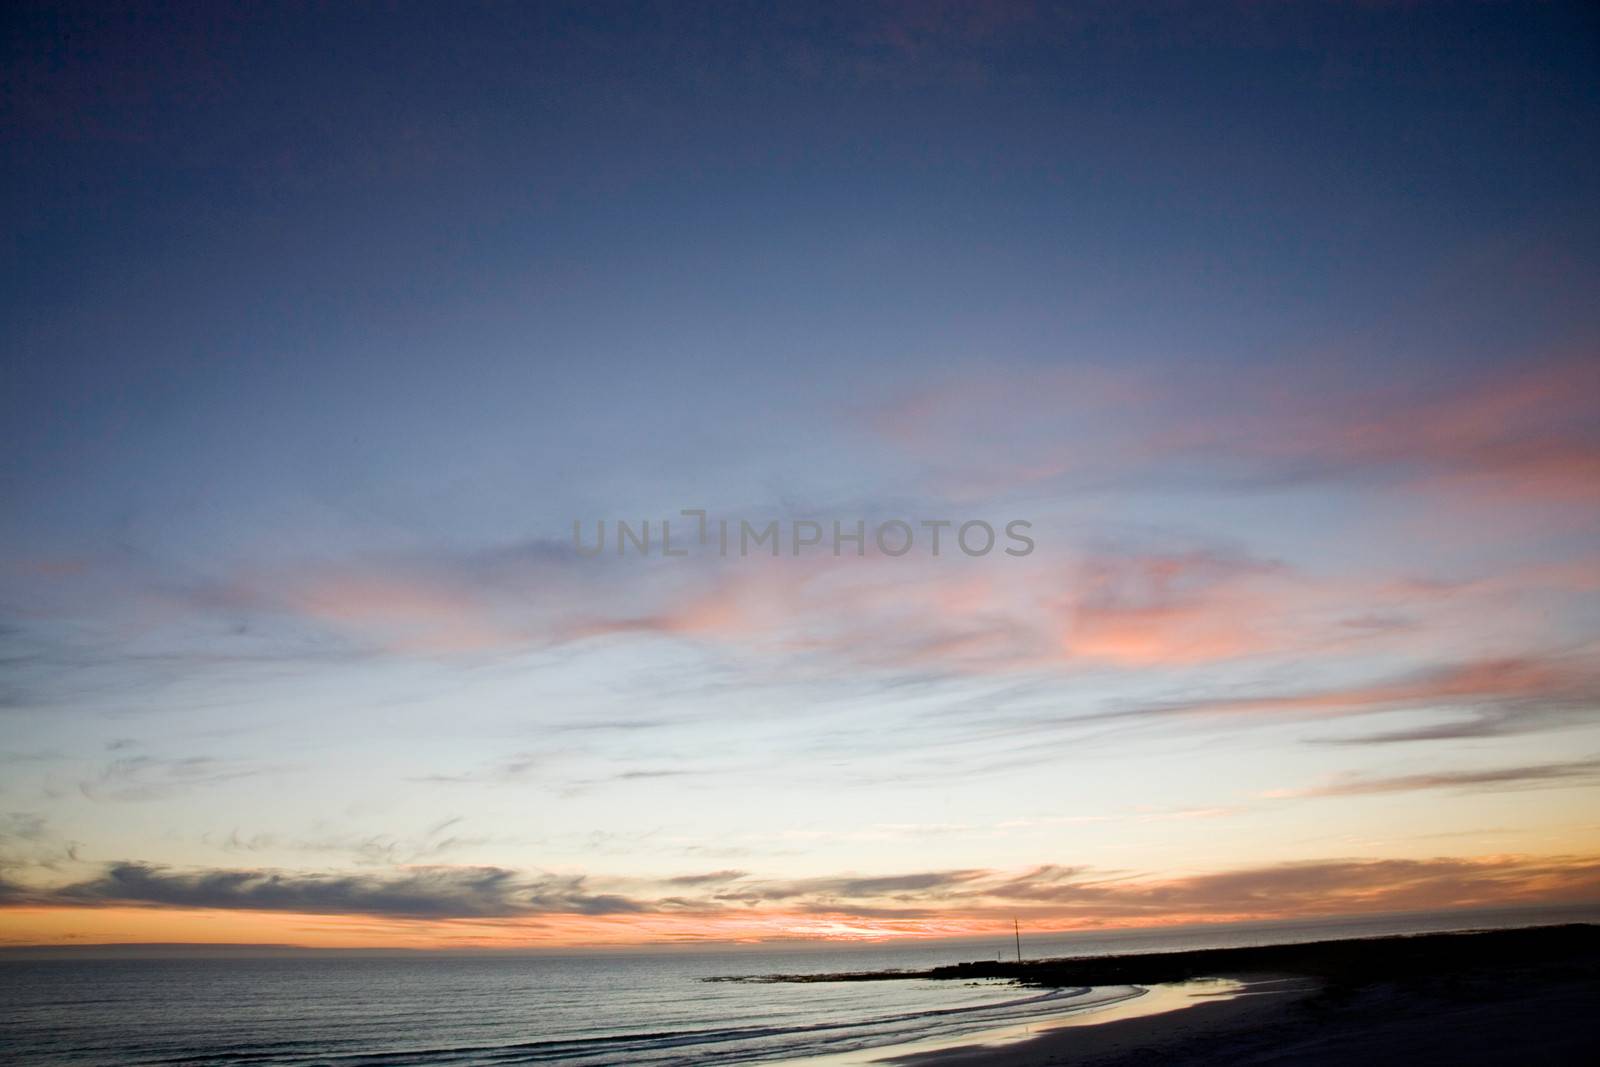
[870,354,1600,505]
[79,756,271,803]
[8,506,1596,750]
[413,753,548,786]
[663,869,748,887]
[1092,653,1600,740]
[216,817,490,867]
[1263,758,1600,799]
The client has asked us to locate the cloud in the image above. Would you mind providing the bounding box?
[8,852,1597,936]
[1263,758,1600,799]
[0,813,46,843]
[964,856,1600,921]
[79,756,270,803]
[870,354,1600,505]
[44,864,658,919]
[414,756,709,797]
[564,544,1379,677]
[197,530,1594,709]
[1061,550,1291,666]
[1096,654,1600,739]
[0,812,75,889]
[10,501,1365,682]
[216,817,490,867]
[741,870,991,903]
[231,537,590,656]
[9,487,1594,740]
[414,753,547,785]
[664,870,748,886]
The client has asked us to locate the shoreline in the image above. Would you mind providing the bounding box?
[780,924,1600,1066]
[883,968,1600,1067]
[881,976,1312,1066]
[795,976,1310,1067]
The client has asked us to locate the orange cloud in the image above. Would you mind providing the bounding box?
[5,852,1597,949]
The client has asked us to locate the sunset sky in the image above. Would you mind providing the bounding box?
[3,2,1599,950]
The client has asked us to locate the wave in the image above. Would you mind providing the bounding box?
[129,985,1142,1066]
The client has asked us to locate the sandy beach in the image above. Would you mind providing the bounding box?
[891,970,1598,1065]
[792,925,1600,1066]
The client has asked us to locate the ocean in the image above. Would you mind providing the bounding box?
[2,906,1591,1066]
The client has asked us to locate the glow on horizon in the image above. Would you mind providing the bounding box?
[7,844,1599,950]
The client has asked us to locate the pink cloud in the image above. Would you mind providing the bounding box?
[281,571,529,653]
[870,352,1600,505]
[196,534,1590,705]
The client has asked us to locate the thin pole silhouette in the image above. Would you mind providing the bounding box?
[1014,918,1022,963]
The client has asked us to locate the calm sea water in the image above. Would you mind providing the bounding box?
[2,906,1591,1066]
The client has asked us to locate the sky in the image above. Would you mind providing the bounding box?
[2,1,1599,950]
